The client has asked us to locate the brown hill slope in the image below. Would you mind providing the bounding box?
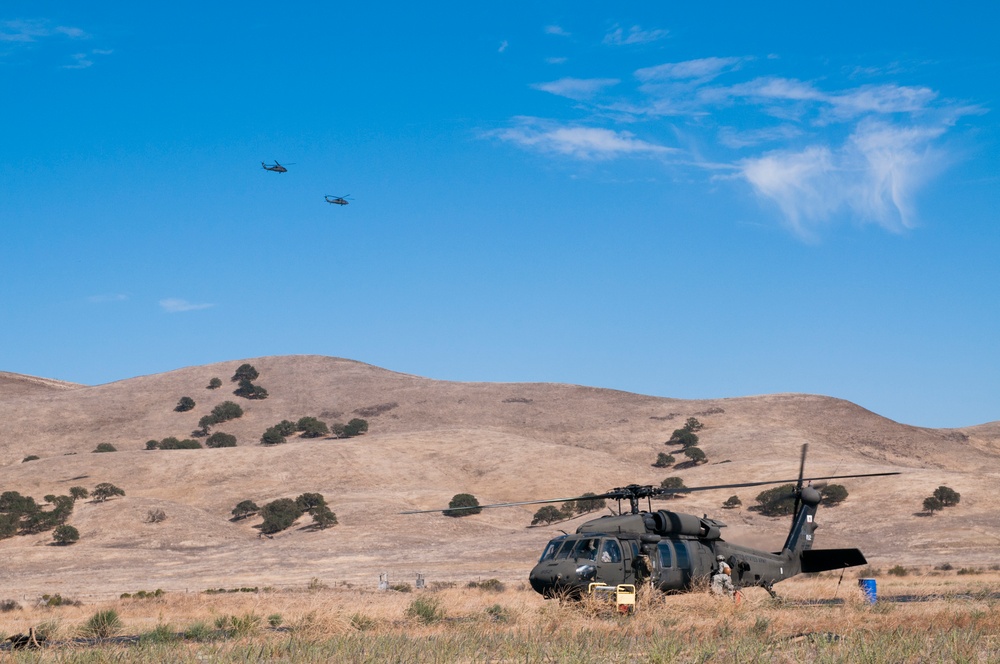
[0,355,997,597]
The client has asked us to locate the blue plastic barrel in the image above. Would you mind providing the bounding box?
[858,578,877,604]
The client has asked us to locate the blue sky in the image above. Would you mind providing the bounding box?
[2,3,997,428]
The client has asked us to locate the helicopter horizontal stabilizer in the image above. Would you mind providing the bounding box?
[800,548,867,573]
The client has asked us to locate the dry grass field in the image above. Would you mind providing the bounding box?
[2,569,1000,662]
[0,355,998,618]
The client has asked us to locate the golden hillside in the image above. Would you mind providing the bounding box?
[0,355,996,598]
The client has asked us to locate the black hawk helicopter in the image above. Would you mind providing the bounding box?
[261,160,293,173]
[325,194,351,206]
[403,445,898,598]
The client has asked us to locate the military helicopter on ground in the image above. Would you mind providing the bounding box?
[325,194,351,206]
[261,160,293,173]
[403,445,898,598]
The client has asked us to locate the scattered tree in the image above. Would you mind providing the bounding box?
[274,420,297,436]
[652,453,675,468]
[259,499,303,534]
[231,364,260,382]
[69,487,89,502]
[531,505,564,526]
[234,378,268,400]
[295,493,328,514]
[145,439,160,450]
[211,401,244,422]
[175,396,196,412]
[196,416,216,437]
[52,525,80,546]
[93,443,117,453]
[754,484,796,517]
[260,427,286,446]
[92,483,125,503]
[153,438,202,450]
[205,432,237,448]
[683,447,707,464]
[820,484,849,506]
[296,417,330,438]
[684,417,704,431]
[231,500,260,521]
[570,493,607,514]
[444,493,482,517]
[722,495,742,509]
[923,496,944,515]
[343,418,369,437]
[668,429,699,449]
[659,476,688,499]
[207,377,222,390]
[310,505,338,529]
[933,486,961,507]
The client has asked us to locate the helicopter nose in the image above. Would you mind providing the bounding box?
[529,564,562,595]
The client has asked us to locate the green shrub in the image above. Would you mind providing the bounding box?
[267,613,283,628]
[722,495,742,509]
[211,401,244,423]
[182,621,212,641]
[467,578,505,592]
[652,453,674,468]
[406,597,443,623]
[260,427,286,446]
[207,377,222,390]
[82,609,122,638]
[296,417,330,438]
[0,599,21,612]
[389,583,412,593]
[485,604,510,623]
[231,500,260,520]
[887,565,908,577]
[93,443,117,453]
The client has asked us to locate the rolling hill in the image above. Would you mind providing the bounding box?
[0,355,997,598]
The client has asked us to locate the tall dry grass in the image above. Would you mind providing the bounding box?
[2,571,999,662]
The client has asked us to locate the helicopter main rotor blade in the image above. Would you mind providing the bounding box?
[399,493,616,515]
[653,471,901,496]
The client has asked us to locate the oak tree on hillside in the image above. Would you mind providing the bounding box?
[93,443,117,453]
[444,494,481,517]
[231,364,259,382]
[296,417,330,438]
[259,499,303,534]
[175,396,196,412]
[205,432,237,448]
[207,377,222,390]
[69,487,89,502]
[531,505,564,526]
[92,483,125,503]
[231,500,260,520]
[343,418,369,437]
[260,427,286,446]
[211,401,244,422]
[52,524,80,545]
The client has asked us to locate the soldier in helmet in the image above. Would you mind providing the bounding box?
[711,554,735,597]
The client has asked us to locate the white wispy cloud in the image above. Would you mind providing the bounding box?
[531,77,620,100]
[498,40,508,53]
[61,48,112,69]
[740,120,947,237]
[0,19,87,42]
[546,56,568,65]
[495,41,972,238]
[603,25,668,46]
[159,298,215,313]
[636,57,746,83]
[545,25,571,37]
[491,119,674,160]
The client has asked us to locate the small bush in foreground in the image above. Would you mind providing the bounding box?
[82,609,122,638]
[406,597,444,624]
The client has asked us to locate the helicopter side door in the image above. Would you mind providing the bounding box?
[655,539,693,591]
[593,538,626,584]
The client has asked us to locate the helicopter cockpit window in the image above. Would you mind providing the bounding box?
[554,540,576,560]
[539,537,567,562]
[538,536,566,563]
[600,539,622,563]
[572,538,600,561]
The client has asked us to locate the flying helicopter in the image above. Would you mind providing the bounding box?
[402,445,899,598]
[261,161,293,173]
[325,194,351,206]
